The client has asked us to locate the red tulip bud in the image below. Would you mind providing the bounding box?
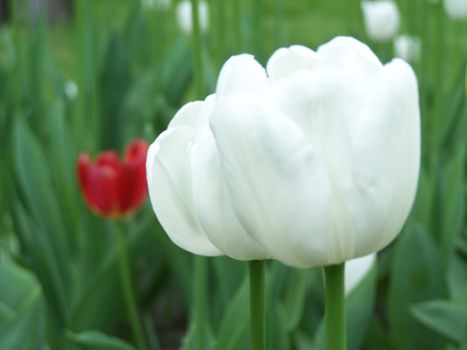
[78,139,148,218]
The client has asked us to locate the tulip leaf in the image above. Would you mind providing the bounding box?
[12,201,68,330]
[100,33,131,151]
[213,278,249,350]
[12,120,70,327]
[65,330,135,350]
[388,226,447,350]
[281,269,309,332]
[0,253,47,350]
[410,299,467,345]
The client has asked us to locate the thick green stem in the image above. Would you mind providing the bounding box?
[190,2,207,349]
[116,224,146,350]
[252,0,262,59]
[191,0,204,98]
[324,263,346,350]
[193,256,207,350]
[249,260,266,350]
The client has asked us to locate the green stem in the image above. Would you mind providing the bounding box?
[116,223,146,350]
[193,256,207,350]
[324,263,346,350]
[191,0,204,98]
[190,2,207,349]
[252,0,262,59]
[215,0,226,70]
[249,260,266,350]
[233,0,242,51]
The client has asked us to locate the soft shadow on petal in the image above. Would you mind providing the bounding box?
[347,59,420,257]
[210,93,333,267]
[191,126,271,260]
[147,128,222,255]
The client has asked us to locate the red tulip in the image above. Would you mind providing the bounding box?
[78,139,148,218]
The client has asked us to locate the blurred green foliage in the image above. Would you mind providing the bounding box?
[0,0,466,349]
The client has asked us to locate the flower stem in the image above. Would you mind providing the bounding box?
[116,223,146,350]
[249,260,266,350]
[191,0,204,98]
[324,263,346,350]
[193,256,207,350]
[252,0,263,59]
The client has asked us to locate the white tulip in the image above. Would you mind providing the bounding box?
[345,254,376,294]
[176,0,209,35]
[361,1,400,42]
[394,35,421,62]
[64,80,78,100]
[142,0,172,10]
[444,0,467,20]
[147,37,420,268]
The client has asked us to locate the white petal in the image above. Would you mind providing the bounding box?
[347,59,420,256]
[210,93,333,267]
[345,253,376,295]
[168,95,215,131]
[266,45,323,81]
[215,54,267,97]
[444,0,467,20]
[176,0,209,34]
[191,126,271,260]
[147,127,221,256]
[361,0,400,42]
[317,36,382,79]
[267,69,364,263]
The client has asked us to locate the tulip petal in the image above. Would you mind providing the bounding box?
[267,70,366,263]
[346,59,420,256]
[345,253,376,295]
[120,140,148,213]
[168,95,215,131]
[210,93,334,267]
[317,36,382,79]
[191,126,271,260]
[266,45,323,81]
[215,54,267,97]
[147,127,222,256]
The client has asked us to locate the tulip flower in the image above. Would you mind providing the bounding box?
[361,0,400,42]
[147,36,420,268]
[78,139,148,218]
[64,80,78,100]
[176,0,209,35]
[394,34,421,62]
[142,0,171,11]
[345,254,376,294]
[444,0,467,20]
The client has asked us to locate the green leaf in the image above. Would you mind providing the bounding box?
[388,226,447,350]
[213,278,249,350]
[0,253,47,350]
[281,270,309,332]
[411,300,467,345]
[66,330,135,350]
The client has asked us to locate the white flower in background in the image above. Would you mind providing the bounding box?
[444,0,467,20]
[394,35,421,62]
[361,0,400,42]
[142,0,172,11]
[64,80,78,100]
[345,254,376,294]
[176,0,209,35]
[147,37,420,268]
